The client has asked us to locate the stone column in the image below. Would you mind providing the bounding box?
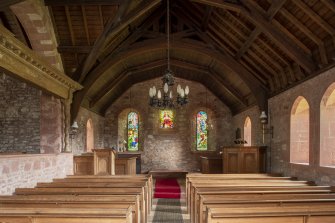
[63,90,74,153]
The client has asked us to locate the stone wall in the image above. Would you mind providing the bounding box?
[105,78,233,172]
[0,153,73,195]
[71,107,105,155]
[40,92,63,153]
[232,105,264,146]
[268,66,335,185]
[0,72,41,153]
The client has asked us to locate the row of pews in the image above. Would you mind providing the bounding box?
[187,173,335,223]
[0,174,152,223]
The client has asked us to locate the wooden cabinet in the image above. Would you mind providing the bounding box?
[222,146,267,173]
[201,157,223,173]
[117,152,141,174]
[115,157,136,175]
[73,154,93,175]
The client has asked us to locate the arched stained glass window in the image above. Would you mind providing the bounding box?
[196,111,208,151]
[127,112,139,151]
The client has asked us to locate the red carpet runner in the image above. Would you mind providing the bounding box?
[154,178,181,199]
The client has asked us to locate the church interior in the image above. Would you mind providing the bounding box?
[1,0,335,222]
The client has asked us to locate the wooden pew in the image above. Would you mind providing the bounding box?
[190,185,335,223]
[53,175,153,213]
[0,207,133,223]
[36,181,150,219]
[188,179,316,216]
[15,187,147,223]
[206,205,335,223]
[0,195,140,223]
[186,174,298,211]
[197,194,335,223]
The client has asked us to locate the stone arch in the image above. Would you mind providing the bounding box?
[10,0,63,70]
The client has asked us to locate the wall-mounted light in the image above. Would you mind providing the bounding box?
[70,121,79,138]
[259,111,273,143]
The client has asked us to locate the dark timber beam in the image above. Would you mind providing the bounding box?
[58,45,92,53]
[194,0,316,73]
[235,0,286,60]
[190,0,243,12]
[0,0,24,9]
[71,39,262,122]
[201,6,213,31]
[90,58,248,109]
[44,0,123,6]
[172,4,268,110]
[321,0,335,13]
[75,0,160,83]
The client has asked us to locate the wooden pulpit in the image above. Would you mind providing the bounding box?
[93,148,116,175]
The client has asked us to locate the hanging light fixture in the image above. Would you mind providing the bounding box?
[149,0,189,109]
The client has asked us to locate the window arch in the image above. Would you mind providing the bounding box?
[196,111,208,151]
[290,96,310,164]
[244,116,252,146]
[320,83,335,167]
[86,119,94,152]
[127,112,139,151]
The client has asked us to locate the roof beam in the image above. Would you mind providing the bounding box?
[190,0,243,13]
[241,0,316,73]
[201,6,213,31]
[235,0,286,60]
[0,0,24,9]
[64,6,76,46]
[321,0,335,13]
[44,0,123,6]
[58,45,92,53]
[78,0,161,82]
[194,0,316,73]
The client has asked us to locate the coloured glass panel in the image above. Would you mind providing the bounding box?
[127,112,139,151]
[196,111,208,150]
[160,110,174,128]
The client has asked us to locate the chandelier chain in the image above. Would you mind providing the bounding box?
[167,0,170,71]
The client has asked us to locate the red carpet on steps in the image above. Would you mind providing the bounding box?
[154,178,181,199]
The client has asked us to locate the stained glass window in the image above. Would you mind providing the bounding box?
[127,112,139,151]
[196,111,208,150]
[160,110,174,128]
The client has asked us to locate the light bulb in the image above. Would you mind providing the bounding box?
[185,86,189,95]
[164,83,168,93]
[169,91,172,99]
[149,88,152,97]
[181,89,185,98]
[157,90,162,99]
[177,84,181,94]
[153,86,156,96]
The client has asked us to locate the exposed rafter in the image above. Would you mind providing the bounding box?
[235,0,286,60]
[75,0,160,83]
[194,0,316,73]
[0,0,24,9]
[44,0,123,6]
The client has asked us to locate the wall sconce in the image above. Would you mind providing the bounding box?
[69,121,79,138]
[259,111,273,143]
